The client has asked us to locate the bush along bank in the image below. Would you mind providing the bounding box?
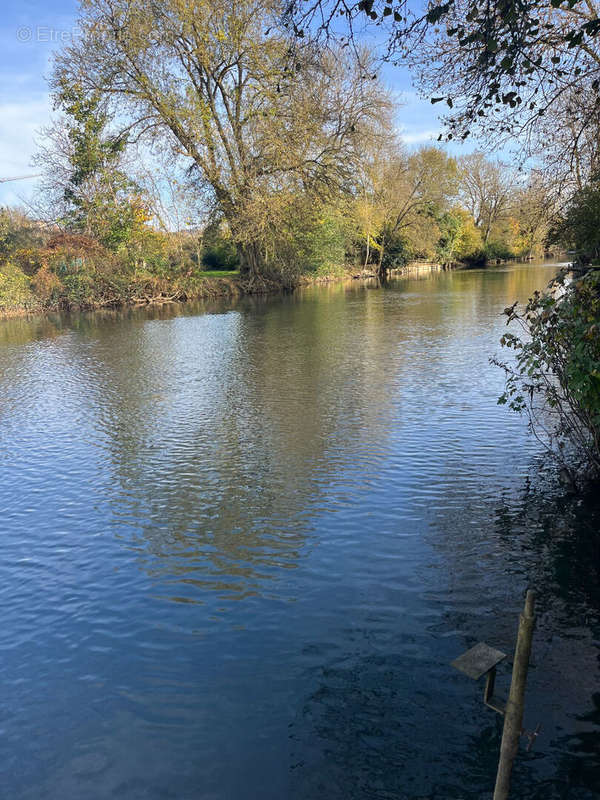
[0,220,447,319]
[0,247,455,319]
[0,198,548,319]
[494,267,600,484]
[0,232,244,318]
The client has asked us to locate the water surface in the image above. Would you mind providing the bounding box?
[1,263,599,799]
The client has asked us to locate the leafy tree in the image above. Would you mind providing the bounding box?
[288,200,350,275]
[53,0,389,280]
[35,82,147,252]
[379,231,412,271]
[436,207,483,265]
[435,211,463,266]
[484,238,516,262]
[550,176,600,261]
[453,208,484,260]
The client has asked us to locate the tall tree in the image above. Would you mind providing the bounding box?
[458,153,515,245]
[35,81,147,250]
[376,147,458,271]
[53,0,389,279]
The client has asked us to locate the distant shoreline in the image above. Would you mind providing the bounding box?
[0,261,448,321]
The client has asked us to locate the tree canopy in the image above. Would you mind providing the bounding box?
[53,0,390,280]
[285,0,600,176]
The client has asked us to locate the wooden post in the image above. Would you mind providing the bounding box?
[492,590,536,800]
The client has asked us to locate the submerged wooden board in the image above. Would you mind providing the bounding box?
[451,642,507,680]
[486,694,506,714]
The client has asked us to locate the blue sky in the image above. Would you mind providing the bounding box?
[0,0,463,206]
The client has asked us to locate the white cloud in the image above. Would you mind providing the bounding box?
[401,128,442,145]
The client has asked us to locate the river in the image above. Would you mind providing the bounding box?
[0,262,598,799]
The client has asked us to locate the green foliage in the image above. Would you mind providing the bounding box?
[57,79,126,186]
[551,177,600,261]
[295,210,348,276]
[436,211,463,265]
[124,228,171,275]
[252,196,349,281]
[495,270,600,478]
[201,220,240,271]
[55,82,147,251]
[61,270,97,307]
[201,242,239,271]
[0,263,37,311]
[484,239,515,261]
[380,231,412,270]
[0,208,55,277]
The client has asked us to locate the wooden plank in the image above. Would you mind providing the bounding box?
[451,642,507,680]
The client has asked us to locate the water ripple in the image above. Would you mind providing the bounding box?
[1,264,598,799]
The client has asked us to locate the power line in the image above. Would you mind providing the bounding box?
[0,174,41,184]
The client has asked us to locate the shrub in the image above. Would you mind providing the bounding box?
[381,233,412,270]
[31,264,63,302]
[13,247,45,276]
[0,263,37,311]
[494,269,600,480]
[0,208,44,261]
[484,240,515,262]
[43,233,108,280]
[201,237,239,271]
[123,228,171,275]
[61,270,97,307]
[296,211,347,276]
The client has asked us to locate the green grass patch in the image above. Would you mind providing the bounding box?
[199,269,240,279]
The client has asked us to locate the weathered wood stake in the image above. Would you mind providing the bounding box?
[492,590,536,800]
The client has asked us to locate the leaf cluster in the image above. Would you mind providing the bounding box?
[494,269,600,477]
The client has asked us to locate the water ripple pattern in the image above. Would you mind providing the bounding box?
[0,264,598,799]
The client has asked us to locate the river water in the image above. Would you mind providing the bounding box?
[0,263,598,799]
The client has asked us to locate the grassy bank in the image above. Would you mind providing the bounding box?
[0,256,451,320]
[0,212,451,321]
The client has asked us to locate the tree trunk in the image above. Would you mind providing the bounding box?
[237,240,265,279]
[376,235,386,278]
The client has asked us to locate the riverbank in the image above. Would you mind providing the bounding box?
[0,260,447,321]
[0,265,243,320]
[299,261,446,285]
